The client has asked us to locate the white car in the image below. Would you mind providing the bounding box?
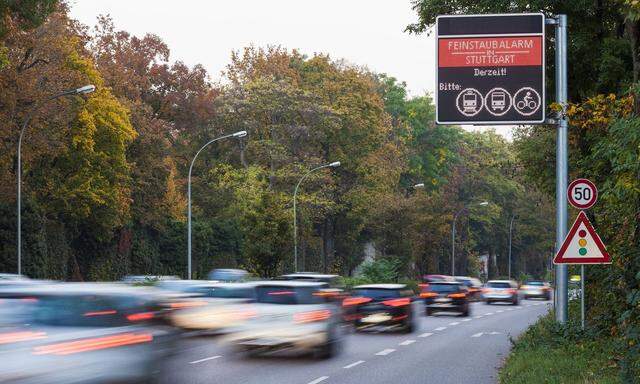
[222,281,341,359]
[521,281,552,300]
[483,280,519,305]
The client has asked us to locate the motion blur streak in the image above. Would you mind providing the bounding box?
[83,310,117,316]
[0,331,47,344]
[33,333,153,355]
[126,312,155,321]
[293,310,331,323]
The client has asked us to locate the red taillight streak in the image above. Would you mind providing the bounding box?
[382,298,411,307]
[126,312,155,322]
[83,310,117,317]
[33,333,152,355]
[419,292,438,298]
[448,293,466,299]
[392,314,408,321]
[268,291,295,296]
[506,289,517,294]
[294,310,331,323]
[169,301,207,309]
[0,331,47,344]
[342,297,372,307]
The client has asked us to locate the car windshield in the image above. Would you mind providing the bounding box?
[525,281,544,286]
[255,286,324,305]
[427,284,460,293]
[190,286,253,299]
[487,282,512,289]
[0,294,151,327]
[352,288,401,300]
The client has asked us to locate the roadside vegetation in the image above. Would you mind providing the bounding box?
[500,305,619,384]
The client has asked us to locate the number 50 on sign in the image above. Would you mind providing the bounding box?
[567,178,598,210]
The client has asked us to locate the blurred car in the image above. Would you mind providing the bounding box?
[278,272,340,286]
[0,273,29,281]
[222,281,341,359]
[521,280,552,300]
[344,284,415,333]
[208,268,249,282]
[121,275,181,284]
[155,279,215,293]
[422,274,456,283]
[169,282,256,332]
[420,281,470,316]
[0,283,176,384]
[483,280,519,305]
[454,276,483,301]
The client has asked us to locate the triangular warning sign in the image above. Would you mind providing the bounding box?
[554,211,611,264]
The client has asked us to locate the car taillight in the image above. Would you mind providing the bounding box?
[294,310,331,323]
[448,293,466,299]
[507,289,517,294]
[83,310,117,317]
[126,312,155,322]
[382,298,411,307]
[419,292,438,298]
[0,331,47,345]
[418,283,429,289]
[33,333,152,355]
[342,297,372,307]
[169,300,207,309]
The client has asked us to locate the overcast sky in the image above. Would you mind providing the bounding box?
[68,0,511,138]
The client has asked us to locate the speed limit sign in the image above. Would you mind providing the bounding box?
[567,178,598,210]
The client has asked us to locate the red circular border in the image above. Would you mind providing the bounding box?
[567,178,598,209]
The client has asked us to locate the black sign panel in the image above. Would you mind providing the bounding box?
[436,14,545,125]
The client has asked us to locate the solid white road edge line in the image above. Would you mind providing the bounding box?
[375,349,396,356]
[307,376,329,384]
[189,355,221,364]
[343,360,365,369]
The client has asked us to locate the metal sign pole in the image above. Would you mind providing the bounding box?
[581,265,585,329]
[554,14,569,324]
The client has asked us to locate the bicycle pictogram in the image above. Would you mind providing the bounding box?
[513,87,541,116]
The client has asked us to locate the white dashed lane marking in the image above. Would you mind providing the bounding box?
[474,315,483,319]
[462,318,471,322]
[343,360,365,369]
[471,332,483,338]
[485,312,494,315]
[399,339,416,346]
[189,355,221,364]
[307,376,329,384]
[375,349,396,356]
[434,326,447,331]
[449,322,460,326]
[419,332,434,338]
[496,310,504,313]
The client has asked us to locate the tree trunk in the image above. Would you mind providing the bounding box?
[626,18,640,113]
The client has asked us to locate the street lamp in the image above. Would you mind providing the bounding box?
[451,200,489,276]
[508,215,516,279]
[16,84,95,276]
[293,161,340,272]
[187,130,247,279]
[413,183,425,189]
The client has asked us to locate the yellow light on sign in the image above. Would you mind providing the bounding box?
[570,275,581,282]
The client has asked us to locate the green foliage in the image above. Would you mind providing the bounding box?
[500,308,620,384]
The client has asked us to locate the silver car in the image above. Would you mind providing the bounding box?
[483,280,519,305]
[222,281,342,359]
[0,283,176,383]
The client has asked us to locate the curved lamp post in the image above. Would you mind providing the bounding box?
[17,84,96,275]
[187,130,247,279]
[293,161,340,272]
[451,201,489,276]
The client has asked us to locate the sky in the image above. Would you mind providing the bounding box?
[68,0,512,138]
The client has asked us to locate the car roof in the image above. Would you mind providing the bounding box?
[353,284,406,289]
[190,282,257,289]
[252,280,328,288]
[280,273,339,279]
[0,282,158,297]
[428,281,461,285]
[487,280,516,284]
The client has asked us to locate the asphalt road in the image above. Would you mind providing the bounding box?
[159,298,551,384]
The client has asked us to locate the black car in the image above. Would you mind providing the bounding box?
[420,281,470,316]
[344,284,415,333]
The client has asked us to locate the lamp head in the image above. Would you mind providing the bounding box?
[75,85,96,95]
[478,201,489,206]
[329,161,341,168]
[413,183,425,189]
[232,130,248,138]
